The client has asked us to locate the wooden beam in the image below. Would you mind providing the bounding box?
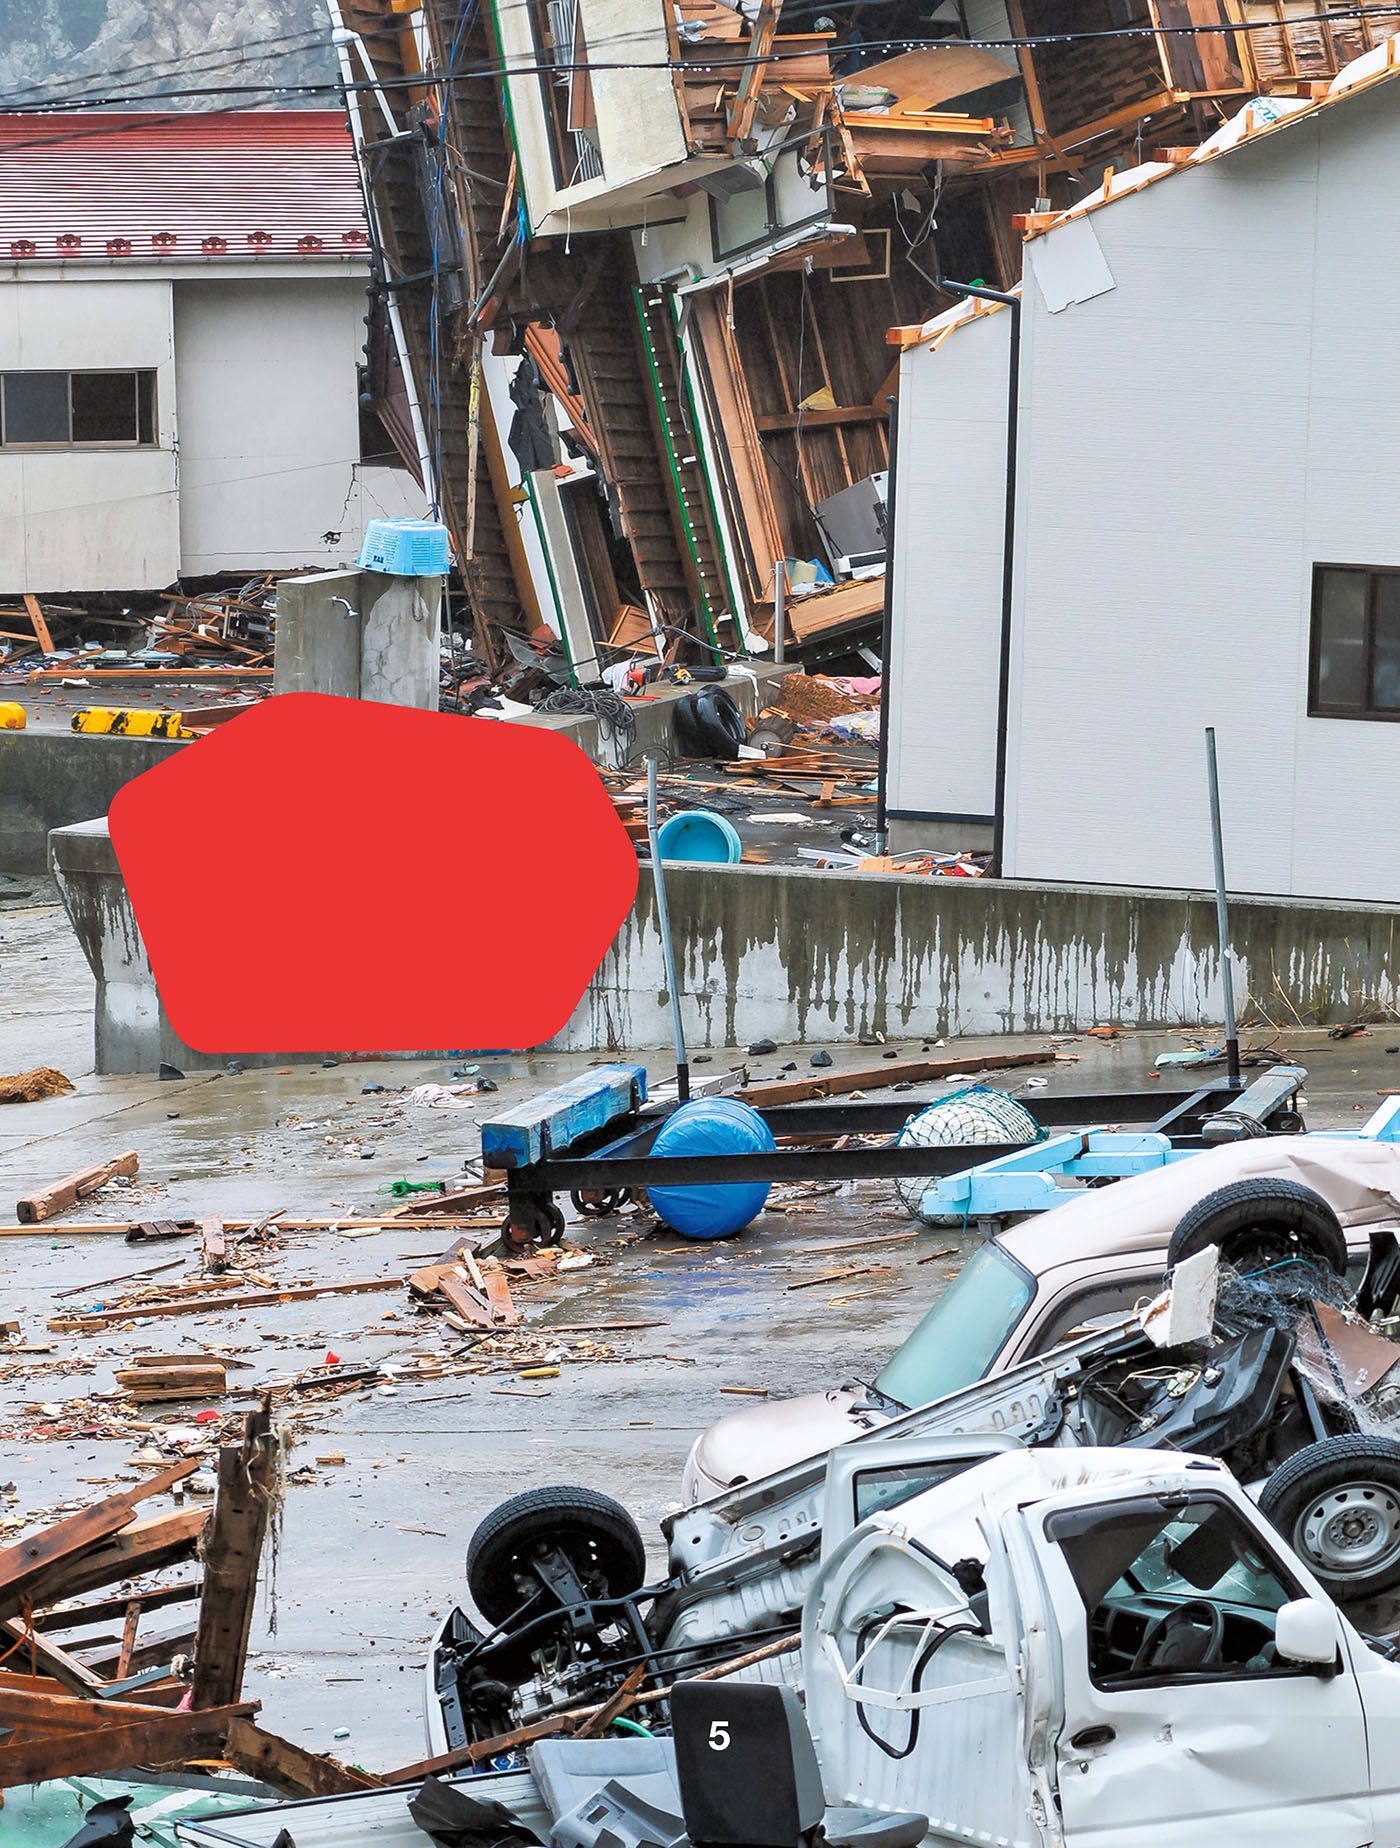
[736,1048,1054,1108]
[755,405,886,433]
[191,1406,277,1709]
[223,1717,382,1797]
[50,1274,409,1332]
[0,1620,106,1695]
[200,1214,227,1274]
[0,1700,253,1788]
[22,594,54,655]
[16,1150,140,1224]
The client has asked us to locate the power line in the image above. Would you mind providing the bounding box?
[0,29,335,111]
[0,3,1393,135]
[0,0,1397,117]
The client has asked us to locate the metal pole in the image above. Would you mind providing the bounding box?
[873,391,899,855]
[1205,727,1242,1090]
[935,278,1021,877]
[772,559,786,666]
[646,754,691,1103]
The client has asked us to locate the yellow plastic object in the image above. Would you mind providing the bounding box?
[70,707,196,738]
[0,702,25,730]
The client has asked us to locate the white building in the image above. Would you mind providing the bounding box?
[886,39,1400,905]
[0,110,423,593]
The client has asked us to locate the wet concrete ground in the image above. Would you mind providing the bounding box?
[2,883,1399,1767]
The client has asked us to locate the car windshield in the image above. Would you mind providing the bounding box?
[874,1241,1035,1408]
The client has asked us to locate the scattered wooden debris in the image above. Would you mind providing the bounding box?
[17,1150,139,1223]
[114,1358,227,1403]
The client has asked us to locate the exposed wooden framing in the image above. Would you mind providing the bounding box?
[1006,0,1048,140]
[799,285,852,480]
[757,278,822,510]
[14,1511,207,1618]
[0,1461,199,1621]
[0,1619,106,1695]
[0,1696,252,1788]
[726,3,777,147]
[191,1404,277,1710]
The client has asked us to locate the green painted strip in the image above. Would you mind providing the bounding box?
[483,0,533,239]
[669,294,753,656]
[632,285,722,663]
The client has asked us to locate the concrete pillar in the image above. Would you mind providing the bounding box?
[273,569,363,698]
[359,571,442,709]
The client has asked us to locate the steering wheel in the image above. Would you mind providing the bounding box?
[1129,1600,1225,1675]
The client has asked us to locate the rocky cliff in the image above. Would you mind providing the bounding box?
[0,0,338,107]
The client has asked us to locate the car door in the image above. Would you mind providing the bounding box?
[1022,1482,1373,1847]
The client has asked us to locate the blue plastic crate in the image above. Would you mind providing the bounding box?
[357,517,452,577]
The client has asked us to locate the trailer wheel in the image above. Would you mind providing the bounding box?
[500,1198,566,1252]
[1166,1178,1347,1277]
[1260,1436,1400,1599]
[467,1485,648,1626]
[570,1188,632,1217]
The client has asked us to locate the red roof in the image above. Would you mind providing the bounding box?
[0,111,371,262]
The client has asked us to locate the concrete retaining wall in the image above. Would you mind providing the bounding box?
[55,818,1399,1069]
[554,864,1400,1048]
[0,731,185,872]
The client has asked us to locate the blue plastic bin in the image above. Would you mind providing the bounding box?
[358,518,453,577]
[656,809,742,864]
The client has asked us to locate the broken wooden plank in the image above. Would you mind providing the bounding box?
[0,1618,106,1695]
[191,1405,277,1709]
[436,1272,495,1329]
[50,1274,409,1330]
[17,1150,140,1223]
[201,1214,228,1273]
[31,1581,201,1633]
[13,1510,207,1616]
[22,593,55,655]
[223,1716,382,1797]
[126,1219,193,1244]
[736,1049,1054,1108]
[114,1363,227,1402]
[0,1460,200,1619]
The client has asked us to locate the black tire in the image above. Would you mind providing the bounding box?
[1259,1435,1400,1598]
[670,693,708,759]
[466,1485,648,1626]
[1166,1178,1347,1277]
[693,687,747,759]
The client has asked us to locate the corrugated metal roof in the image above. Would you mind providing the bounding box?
[0,110,371,262]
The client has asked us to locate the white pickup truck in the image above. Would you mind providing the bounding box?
[178,1442,1400,1848]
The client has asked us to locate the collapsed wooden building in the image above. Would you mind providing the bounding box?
[338,0,1400,672]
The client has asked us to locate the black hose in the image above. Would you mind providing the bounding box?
[852,1613,981,1760]
[536,685,640,764]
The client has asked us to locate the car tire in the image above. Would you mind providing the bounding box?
[693,686,748,759]
[1259,1435,1400,1599]
[1166,1178,1347,1276]
[670,693,708,759]
[466,1484,648,1626]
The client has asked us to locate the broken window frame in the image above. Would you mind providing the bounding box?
[0,369,158,450]
[531,0,603,189]
[1309,562,1400,724]
[707,129,835,263]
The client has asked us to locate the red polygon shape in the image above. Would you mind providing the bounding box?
[108,693,639,1053]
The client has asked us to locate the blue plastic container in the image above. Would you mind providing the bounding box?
[358,518,453,576]
[656,809,743,864]
[647,1096,776,1240]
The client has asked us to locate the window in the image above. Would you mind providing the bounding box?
[0,371,156,448]
[530,0,601,188]
[874,1242,1034,1408]
[1047,1494,1315,1688]
[1310,564,1400,720]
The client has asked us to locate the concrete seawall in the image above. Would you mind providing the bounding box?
[50,822,1398,1069]
[555,864,1400,1048]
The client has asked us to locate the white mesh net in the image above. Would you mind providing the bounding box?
[893,1085,1041,1223]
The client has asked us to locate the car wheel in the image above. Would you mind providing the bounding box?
[1259,1436,1400,1599]
[1166,1178,1347,1277]
[466,1484,648,1626]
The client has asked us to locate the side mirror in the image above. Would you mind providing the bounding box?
[1275,1597,1339,1669]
